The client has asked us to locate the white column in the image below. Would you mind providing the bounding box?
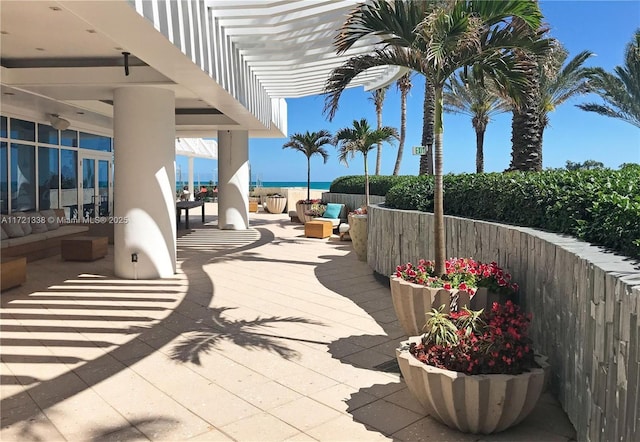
[218,130,249,230]
[188,157,195,201]
[113,87,176,279]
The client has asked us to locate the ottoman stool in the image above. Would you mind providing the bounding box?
[305,220,333,239]
[61,236,108,261]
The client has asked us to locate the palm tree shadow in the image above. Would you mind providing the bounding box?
[129,306,325,365]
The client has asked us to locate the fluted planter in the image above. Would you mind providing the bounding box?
[265,196,287,214]
[396,336,548,434]
[348,214,368,261]
[390,277,512,336]
[296,202,315,224]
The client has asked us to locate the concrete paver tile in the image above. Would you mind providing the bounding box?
[309,383,378,413]
[269,397,342,432]
[348,398,424,436]
[391,416,479,441]
[188,428,234,441]
[231,380,303,410]
[221,412,300,441]
[0,404,66,442]
[306,414,392,441]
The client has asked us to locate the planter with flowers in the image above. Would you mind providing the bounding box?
[265,194,287,214]
[396,301,547,434]
[391,258,518,336]
[296,199,324,224]
[347,207,368,261]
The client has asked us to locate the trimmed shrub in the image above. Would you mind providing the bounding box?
[384,167,640,259]
[330,175,412,196]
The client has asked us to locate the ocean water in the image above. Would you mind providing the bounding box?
[176,181,332,191]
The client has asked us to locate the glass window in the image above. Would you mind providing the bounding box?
[60,149,77,217]
[61,129,78,147]
[1,116,6,138]
[10,118,36,142]
[38,123,59,145]
[1,142,7,214]
[10,143,36,211]
[79,132,112,152]
[38,147,59,210]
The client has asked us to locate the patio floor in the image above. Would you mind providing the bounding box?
[1,203,577,441]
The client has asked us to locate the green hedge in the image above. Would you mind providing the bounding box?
[384,166,640,259]
[329,175,412,196]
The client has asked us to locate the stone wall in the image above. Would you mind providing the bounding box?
[368,204,640,442]
[321,192,385,212]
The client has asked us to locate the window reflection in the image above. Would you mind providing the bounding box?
[60,149,77,218]
[10,143,36,211]
[10,118,35,142]
[1,142,7,214]
[38,147,59,209]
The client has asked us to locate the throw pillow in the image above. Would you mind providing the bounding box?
[13,212,32,235]
[323,203,343,219]
[1,215,26,238]
[30,212,49,233]
[1,224,8,240]
[40,209,60,230]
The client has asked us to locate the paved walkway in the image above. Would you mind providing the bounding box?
[1,204,577,441]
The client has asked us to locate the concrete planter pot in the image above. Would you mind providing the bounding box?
[265,196,287,214]
[396,336,548,434]
[295,202,316,224]
[389,277,475,336]
[348,214,368,261]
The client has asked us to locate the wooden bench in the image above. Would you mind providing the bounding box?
[1,256,26,291]
[61,236,108,261]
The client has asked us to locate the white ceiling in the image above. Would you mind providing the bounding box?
[0,0,396,137]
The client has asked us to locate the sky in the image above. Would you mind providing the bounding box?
[179,0,640,184]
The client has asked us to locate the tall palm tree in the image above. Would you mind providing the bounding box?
[443,70,508,173]
[394,72,412,175]
[282,130,332,202]
[325,0,548,275]
[578,30,640,128]
[333,119,398,207]
[369,86,389,175]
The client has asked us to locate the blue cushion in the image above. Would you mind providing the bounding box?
[323,203,343,219]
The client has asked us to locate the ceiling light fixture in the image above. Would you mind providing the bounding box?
[49,114,70,131]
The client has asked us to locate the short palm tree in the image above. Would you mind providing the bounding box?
[325,0,548,275]
[444,70,508,173]
[282,130,332,202]
[578,29,640,128]
[394,72,412,175]
[333,119,398,207]
[369,86,389,175]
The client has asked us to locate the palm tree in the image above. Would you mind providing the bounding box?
[536,44,593,151]
[282,130,332,202]
[420,79,436,175]
[443,70,508,173]
[578,29,640,128]
[325,0,548,275]
[505,41,593,169]
[333,0,436,176]
[393,73,412,175]
[333,119,398,207]
[369,86,389,175]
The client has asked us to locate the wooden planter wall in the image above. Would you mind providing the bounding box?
[368,203,640,442]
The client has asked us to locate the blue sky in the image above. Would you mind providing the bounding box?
[180,0,640,184]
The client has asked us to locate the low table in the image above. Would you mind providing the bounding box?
[1,256,26,291]
[61,236,108,261]
[177,200,205,229]
[305,220,333,239]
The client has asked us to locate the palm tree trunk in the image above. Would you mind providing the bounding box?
[393,84,408,175]
[475,128,485,173]
[509,50,541,171]
[420,78,435,175]
[375,107,382,175]
[363,153,370,208]
[306,157,311,202]
[433,86,445,276]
